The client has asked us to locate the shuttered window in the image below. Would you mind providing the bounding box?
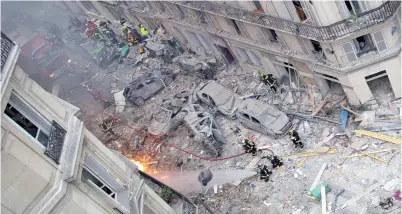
[186,31,202,48]
[256,29,268,45]
[245,50,262,67]
[297,38,310,55]
[235,48,250,63]
[372,31,388,53]
[342,41,358,63]
[335,1,351,19]
[196,34,211,50]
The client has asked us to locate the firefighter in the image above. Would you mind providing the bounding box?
[260,73,278,93]
[242,138,257,156]
[290,130,304,148]
[258,164,272,182]
[127,33,134,46]
[139,47,145,54]
[139,24,149,39]
[270,155,284,169]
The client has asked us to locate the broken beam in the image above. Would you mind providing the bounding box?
[354,130,401,145]
[345,148,397,158]
[309,163,327,191]
[312,100,327,116]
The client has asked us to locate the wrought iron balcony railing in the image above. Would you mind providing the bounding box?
[44,121,67,164]
[1,33,15,72]
[171,1,400,41]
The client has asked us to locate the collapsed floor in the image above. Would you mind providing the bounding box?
[77,45,401,214]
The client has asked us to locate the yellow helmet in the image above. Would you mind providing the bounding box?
[122,26,127,30]
[260,73,265,77]
[289,130,294,133]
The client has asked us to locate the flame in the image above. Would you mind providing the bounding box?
[49,73,55,78]
[67,59,72,63]
[131,159,145,171]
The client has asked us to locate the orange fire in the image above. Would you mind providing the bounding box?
[131,160,145,171]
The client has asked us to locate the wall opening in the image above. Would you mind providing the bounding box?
[215,45,235,64]
[310,40,322,53]
[292,1,307,21]
[229,19,242,35]
[253,1,263,10]
[366,73,394,106]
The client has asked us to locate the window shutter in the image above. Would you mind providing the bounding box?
[245,50,262,67]
[235,48,250,62]
[300,1,317,25]
[297,38,310,55]
[187,31,202,48]
[84,155,125,192]
[359,1,369,12]
[284,1,300,22]
[278,37,288,49]
[256,29,268,45]
[8,93,51,134]
[196,34,211,50]
[335,1,351,19]
[372,31,388,53]
[236,21,250,38]
[342,41,357,63]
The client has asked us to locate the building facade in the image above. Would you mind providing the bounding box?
[1,33,184,214]
[69,0,401,106]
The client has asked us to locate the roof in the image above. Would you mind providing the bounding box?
[238,99,283,125]
[200,80,238,105]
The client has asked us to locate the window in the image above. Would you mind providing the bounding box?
[245,50,262,67]
[82,167,116,199]
[372,31,388,53]
[81,1,98,13]
[310,40,322,53]
[242,113,250,120]
[235,48,250,63]
[293,1,307,21]
[4,93,51,147]
[365,70,387,82]
[253,1,263,10]
[344,0,368,15]
[265,29,278,42]
[353,34,377,57]
[187,31,202,48]
[82,154,130,211]
[228,19,242,35]
[251,117,260,124]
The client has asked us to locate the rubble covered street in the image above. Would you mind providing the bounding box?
[2,2,400,213]
[86,41,401,213]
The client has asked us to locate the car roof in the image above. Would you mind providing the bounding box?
[238,99,282,123]
[199,81,238,103]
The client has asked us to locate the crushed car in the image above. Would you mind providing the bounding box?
[148,90,191,136]
[181,103,226,157]
[123,72,175,106]
[196,80,243,119]
[236,99,292,138]
[173,53,216,80]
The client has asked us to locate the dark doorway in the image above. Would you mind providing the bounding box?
[215,45,235,64]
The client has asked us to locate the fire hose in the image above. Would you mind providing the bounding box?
[101,104,274,161]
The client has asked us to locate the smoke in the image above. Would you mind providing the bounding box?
[150,170,257,194]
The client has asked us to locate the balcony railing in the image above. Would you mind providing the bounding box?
[171,1,400,41]
[44,121,67,164]
[1,33,15,72]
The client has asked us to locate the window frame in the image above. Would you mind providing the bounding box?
[82,167,117,199]
[4,92,51,149]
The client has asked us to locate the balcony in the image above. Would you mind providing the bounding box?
[171,1,400,41]
[44,121,67,164]
[1,33,15,72]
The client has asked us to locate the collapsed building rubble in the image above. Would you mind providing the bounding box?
[68,18,402,214]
